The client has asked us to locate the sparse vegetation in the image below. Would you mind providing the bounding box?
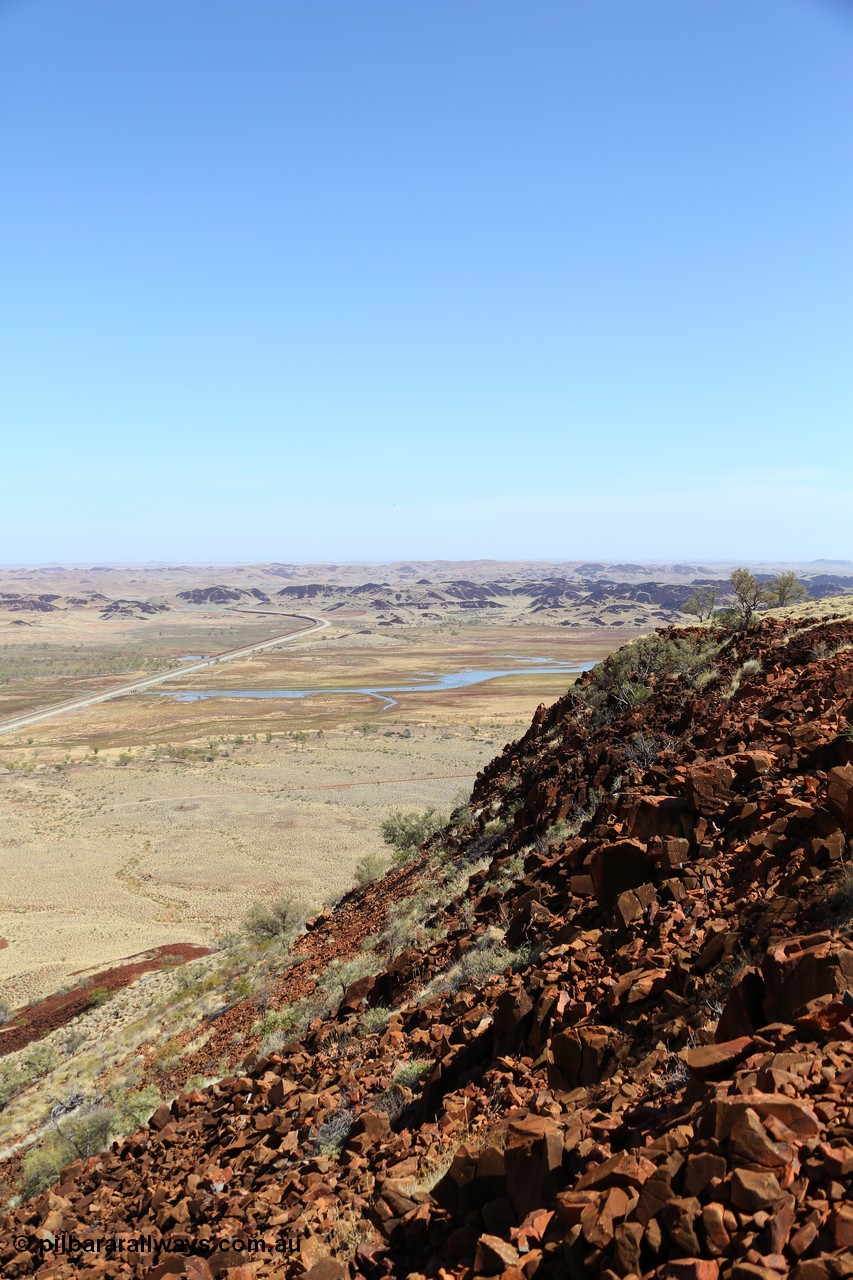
[354,852,388,888]
[683,586,718,621]
[243,895,308,944]
[393,1058,433,1089]
[727,568,766,631]
[579,632,720,724]
[358,1006,391,1036]
[766,571,809,608]
[312,1107,355,1156]
[20,1105,115,1198]
[417,928,516,1003]
[624,731,661,768]
[380,808,444,859]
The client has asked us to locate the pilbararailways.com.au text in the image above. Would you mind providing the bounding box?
[13,1232,298,1258]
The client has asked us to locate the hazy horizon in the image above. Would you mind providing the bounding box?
[3,555,853,573]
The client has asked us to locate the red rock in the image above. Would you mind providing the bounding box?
[730,1168,784,1212]
[655,836,691,870]
[685,761,736,816]
[589,839,654,909]
[798,998,853,1036]
[660,1194,702,1254]
[729,1265,785,1280]
[550,1023,620,1088]
[830,1204,853,1249]
[635,1153,685,1225]
[148,1103,174,1131]
[739,751,775,777]
[708,1093,821,1140]
[662,1260,720,1280]
[790,1222,820,1257]
[768,1196,796,1253]
[682,1152,727,1197]
[827,764,853,830]
[681,1037,754,1082]
[580,1191,623,1248]
[623,794,692,842]
[299,1260,351,1280]
[614,887,645,929]
[473,1234,520,1273]
[763,933,853,1021]
[702,1202,731,1255]
[145,1256,188,1279]
[791,1255,853,1279]
[185,1262,215,1280]
[554,1190,601,1225]
[716,968,767,1041]
[575,1150,657,1191]
[729,1107,790,1168]
[821,1143,853,1177]
[600,1221,637,1275]
[504,1117,564,1219]
[349,1110,391,1141]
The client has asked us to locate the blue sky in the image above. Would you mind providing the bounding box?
[1,0,851,563]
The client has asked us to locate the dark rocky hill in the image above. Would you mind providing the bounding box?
[177,587,271,606]
[4,615,853,1279]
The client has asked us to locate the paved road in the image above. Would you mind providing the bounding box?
[0,613,329,737]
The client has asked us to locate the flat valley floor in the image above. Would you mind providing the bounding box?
[0,611,632,1004]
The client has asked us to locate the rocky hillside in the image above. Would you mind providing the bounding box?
[3,614,853,1280]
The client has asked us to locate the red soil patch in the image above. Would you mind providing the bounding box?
[0,943,209,1058]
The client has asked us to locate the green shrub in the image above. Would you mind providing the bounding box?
[765,571,809,608]
[229,974,255,1002]
[260,1029,289,1057]
[354,853,388,889]
[683,587,718,621]
[319,955,379,1001]
[449,789,472,821]
[542,818,569,845]
[111,1084,161,1130]
[727,568,767,631]
[358,1006,391,1036]
[373,1084,408,1123]
[380,808,443,858]
[20,1106,115,1199]
[578,631,722,724]
[418,930,515,1003]
[243,895,307,943]
[258,995,328,1045]
[393,1058,433,1089]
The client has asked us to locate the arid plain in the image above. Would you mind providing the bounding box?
[0,562,648,1004]
[3,558,849,1005]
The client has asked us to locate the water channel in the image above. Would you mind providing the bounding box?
[158,656,594,710]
